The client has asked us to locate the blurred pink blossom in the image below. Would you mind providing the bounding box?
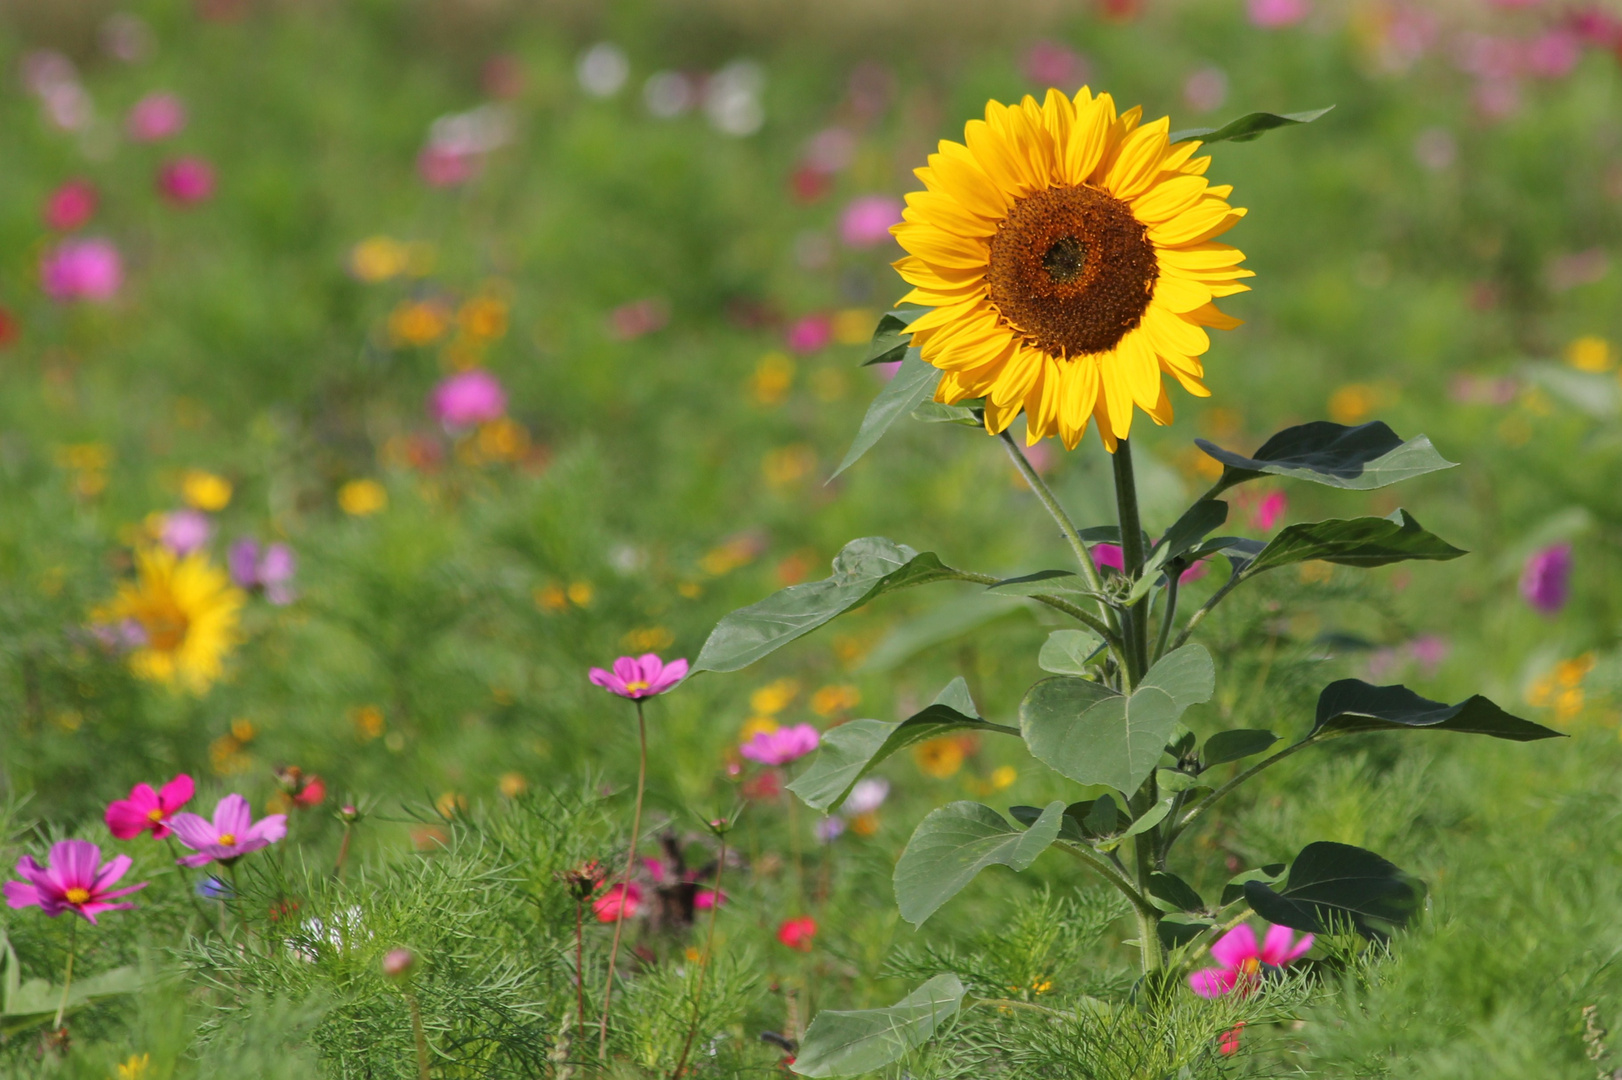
[127,92,185,141]
[608,297,670,340]
[1091,543,1125,573]
[1249,491,1287,531]
[787,313,832,354]
[1179,559,1211,585]
[43,180,98,231]
[429,369,507,428]
[1408,634,1449,675]
[40,238,122,303]
[740,723,820,767]
[1248,0,1310,28]
[1022,40,1090,88]
[839,195,903,248]
[802,127,856,174]
[1183,66,1228,113]
[1520,543,1572,615]
[417,145,479,187]
[158,157,216,205]
[1525,30,1581,78]
[161,509,212,555]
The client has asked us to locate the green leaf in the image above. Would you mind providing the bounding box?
[1148,871,1206,913]
[1099,797,1173,850]
[1246,510,1465,574]
[1170,106,1334,145]
[694,538,964,673]
[1197,420,1456,494]
[1020,645,1215,795]
[1244,841,1425,940]
[1083,794,1120,836]
[3,965,144,1035]
[1202,729,1280,768]
[831,350,943,479]
[1158,914,1215,951]
[986,569,1091,597]
[1310,680,1563,742]
[792,974,966,1077]
[1221,864,1285,906]
[1129,500,1230,603]
[894,801,1064,926]
[911,401,981,425]
[863,306,926,367]
[1038,629,1105,675]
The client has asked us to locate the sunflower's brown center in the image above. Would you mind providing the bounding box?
[136,597,190,653]
[986,184,1158,357]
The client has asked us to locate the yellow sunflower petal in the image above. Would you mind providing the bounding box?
[905,190,998,238]
[1099,353,1135,441]
[894,256,984,291]
[1025,353,1065,444]
[1092,375,1120,452]
[1157,242,1247,270]
[1103,116,1172,201]
[989,344,1045,407]
[926,141,1009,219]
[966,114,1033,200]
[1131,174,1208,224]
[1142,304,1212,358]
[1116,327,1162,410]
[892,223,989,270]
[1148,202,1246,247]
[1147,382,1176,425]
[1057,358,1098,449]
[1185,302,1244,331]
[1152,275,1216,314]
[1161,357,1212,397]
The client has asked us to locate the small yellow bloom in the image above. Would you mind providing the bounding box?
[566,581,594,606]
[700,533,764,576]
[435,791,468,818]
[1328,384,1378,426]
[116,1053,151,1080]
[477,417,529,462]
[338,479,388,516]
[182,469,232,511]
[1298,561,1334,584]
[762,444,816,487]
[750,678,800,716]
[459,296,510,341]
[349,236,410,282]
[810,684,861,716]
[498,772,527,797]
[231,718,257,742]
[832,308,877,346]
[388,301,452,347]
[914,737,965,779]
[740,716,781,741]
[849,811,880,836]
[1567,335,1615,372]
[1556,653,1595,687]
[1556,686,1585,722]
[989,765,1018,790]
[534,584,569,611]
[677,581,703,599]
[623,626,674,650]
[56,442,112,471]
[750,352,796,406]
[352,705,385,739]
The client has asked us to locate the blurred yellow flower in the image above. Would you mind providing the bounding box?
[181,469,232,511]
[750,678,800,715]
[810,684,861,716]
[534,583,569,611]
[477,417,529,462]
[700,532,765,576]
[623,626,674,650]
[989,765,1017,790]
[352,705,385,739]
[94,546,245,694]
[1528,652,1596,723]
[1328,383,1378,425]
[459,296,510,341]
[677,581,703,599]
[388,300,452,347]
[349,236,410,282]
[116,1052,151,1079]
[762,444,816,487]
[499,772,527,797]
[914,737,965,779]
[1298,561,1334,584]
[810,367,848,403]
[567,581,594,606]
[849,811,880,836]
[832,308,877,346]
[740,716,781,741]
[1567,335,1615,373]
[338,479,388,516]
[435,791,468,818]
[750,352,795,406]
[56,442,112,472]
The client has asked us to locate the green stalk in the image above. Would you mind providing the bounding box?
[1153,574,1180,664]
[599,699,649,1061]
[1110,440,1151,686]
[406,988,431,1080]
[52,917,77,1032]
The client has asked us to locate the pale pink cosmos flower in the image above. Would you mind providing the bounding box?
[429,369,507,428]
[417,144,479,188]
[1022,40,1089,89]
[43,179,98,231]
[127,92,186,141]
[158,156,216,205]
[161,508,212,555]
[5,840,146,924]
[40,238,122,303]
[740,723,820,766]
[1248,0,1309,28]
[105,774,194,839]
[838,195,903,248]
[589,654,689,700]
[169,794,287,867]
[1189,922,1313,997]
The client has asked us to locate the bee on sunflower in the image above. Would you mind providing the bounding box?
[893,88,1251,450]
[95,546,246,694]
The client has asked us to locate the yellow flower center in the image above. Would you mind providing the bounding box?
[64,887,90,905]
[218,833,236,846]
[136,597,191,653]
[1239,957,1261,977]
[623,680,649,693]
[986,185,1159,358]
[147,807,165,822]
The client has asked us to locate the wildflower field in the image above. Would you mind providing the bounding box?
[3,0,1622,1076]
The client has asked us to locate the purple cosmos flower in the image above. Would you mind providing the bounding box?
[169,794,287,867]
[1520,542,1573,615]
[1189,923,1313,997]
[429,368,507,428]
[40,238,121,303]
[127,92,185,141]
[838,195,903,248]
[740,723,820,767]
[158,156,216,205]
[160,508,212,555]
[4,840,146,924]
[588,653,689,700]
[229,538,297,605]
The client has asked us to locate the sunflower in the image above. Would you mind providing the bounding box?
[894,88,1251,450]
[96,546,245,693]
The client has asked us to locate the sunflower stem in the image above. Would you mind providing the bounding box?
[598,698,649,1061]
[1153,574,1180,664]
[1110,439,1151,686]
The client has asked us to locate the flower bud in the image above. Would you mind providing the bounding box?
[382,948,415,979]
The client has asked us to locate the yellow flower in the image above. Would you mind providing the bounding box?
[388,301,452,347]
[338,479,388,516]
[534,583,569,611]
[566,581,594,606]
[477,418,530,462]
[499,772,527,797]
[849,811,880,836]
[750,678,800,716]
[349,236,410,282]
[94,547,245,694]
[1328,383,1378,425]
[352,705,386,739]
[750,352,796,406]
[833,308,877,346]
[181,469,232,511]
[623,626,674,650]
[1567,335,1615,372]
[895,89,1250,450]
[989,765,1018,790]
[740,716,781,741]
[459,296,510,341]
[116,1053,151,1080]
[762,444,815,487]
[811,684,861,716]
[914,736,965,778]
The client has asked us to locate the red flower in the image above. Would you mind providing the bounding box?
[1219,1021,1246,1056]
[593,882,641,923]
[776,915,816,951]
[292,775,326,807]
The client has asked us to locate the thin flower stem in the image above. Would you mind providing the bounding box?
[575,900,586,1054]
[335,824,353,879]
[1056,842,1156,918]
[166,837,214,927]
[1111,439,1151,686]
[670,838,727,1080]
[1153,574,1181,664]
[1028,594,1123,649]
[1170,571,1246,652]
[52,917,77,1032]
[406,988,431,1080]
[598,699,649,1061]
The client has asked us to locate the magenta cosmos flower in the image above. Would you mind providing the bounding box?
[106,773,195,840]
[43,179,98,231]
[1520,542,1572,615]
[429,369,507,428]
[589,653,688,700]
[5,840,146,924]
[169,794,287,867]
[1189,923,1314,998]
[158,156,216,205]
[40,238,122,303]
[740,723,820,766]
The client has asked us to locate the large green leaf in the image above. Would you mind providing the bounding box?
[1202,729,1279,768]
[788,679,1019,812]
[1245,510,1465,573]
[1037,628,1105,675]
[831,350,943,478]
[1310,680,1563,742]
[694,538,964,673]
[1148,871,1206,913]
[1128,499,1230,603]
[792,974,966,1077]
[1019,646,1215,795]
[894,801,1064,926]
[862,306,926,367]
[1244,841,1425,940]
[1197,421,1456,494]
[1170,106,1334,145]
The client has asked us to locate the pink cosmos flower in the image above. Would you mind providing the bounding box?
[838,195,903,248]
[777,915,816,951]
[740,723,820,767]
[1022,40,1089,89]
[127,92,186,141]
[229,538,297,605]
[1249,491,1287,531]
[158,156,216,205]
[40,238,122,303]
[1248,0,1309,28]
[1525,30,1581,79]
[589,654,689,700]
[786,313,832,354]
[1189,923,1313,998]
[5,840,146,924]
[1520,542,1572,615]
[43,179,98,231]
[1179,559,1210,584]
[417,145,479,188]
[169,794,287,867]
[161,508,212,555]
[695,888,726,909]
[593,881,641,922]
[1091,543,1125,573]
[106,774,195,840]
[429,369,507,428]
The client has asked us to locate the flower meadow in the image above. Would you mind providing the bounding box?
[2,2,1622,1078]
